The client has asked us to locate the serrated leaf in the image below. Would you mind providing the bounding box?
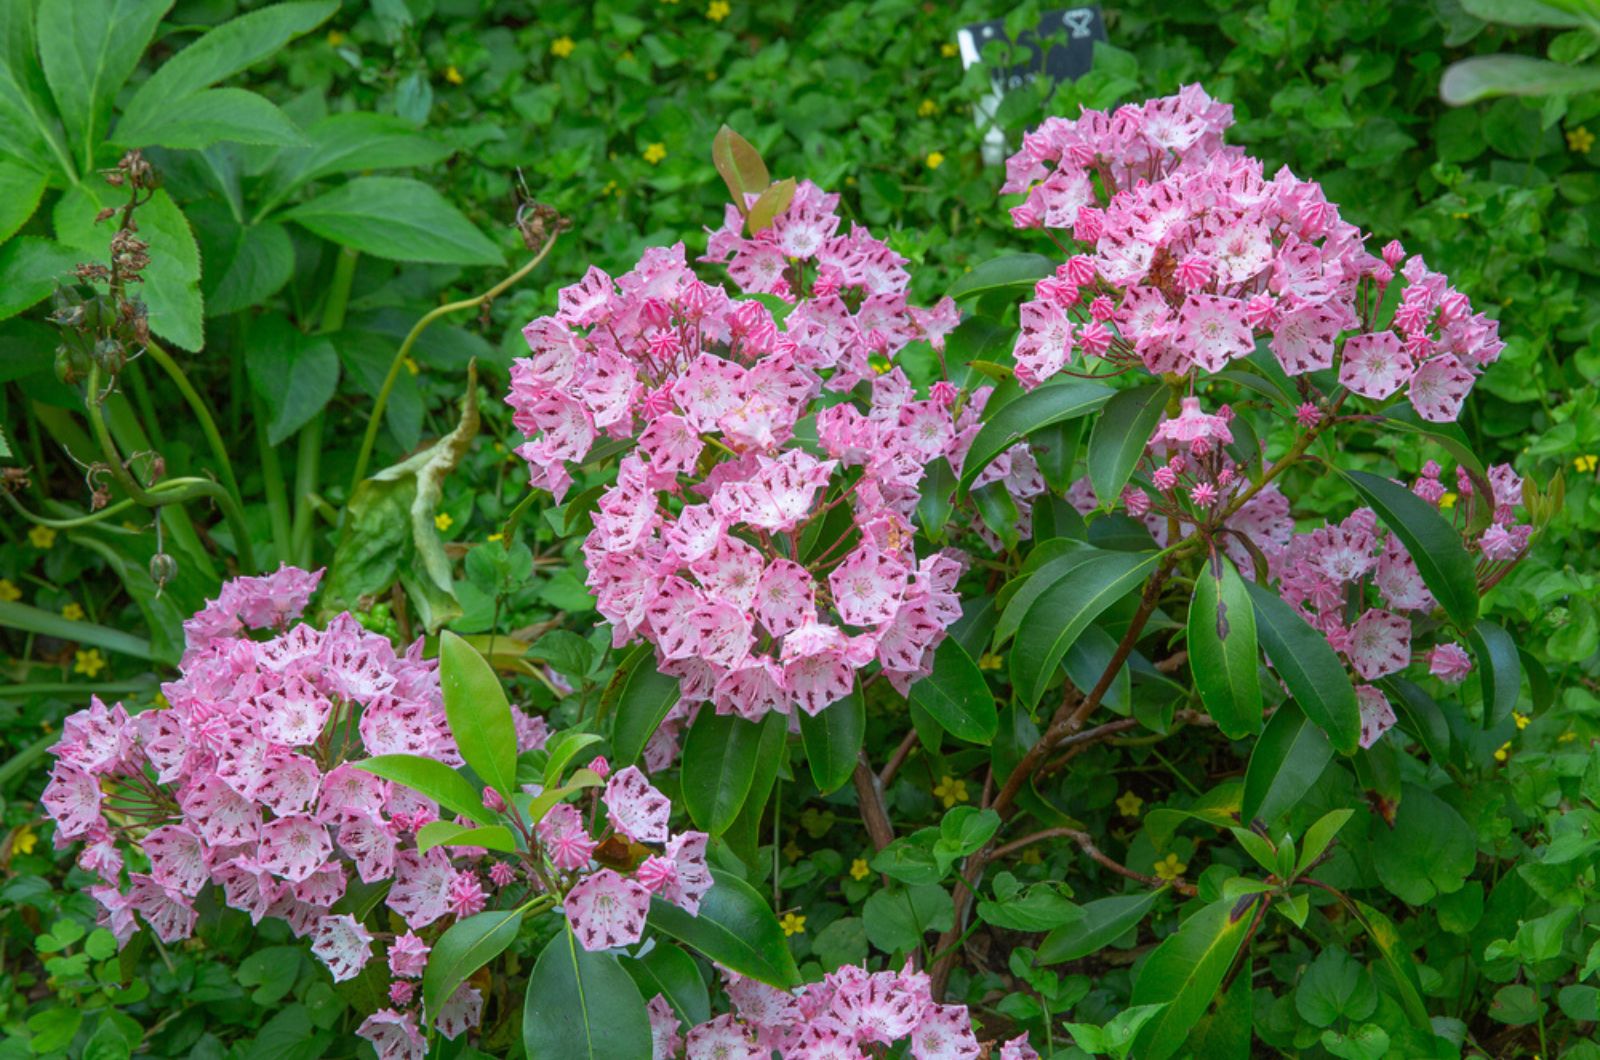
[112,88,306,150]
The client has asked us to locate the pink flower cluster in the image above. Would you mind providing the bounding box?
[1002,84,1503,422]
[645,964,1035,1060]
[508,185,975,727]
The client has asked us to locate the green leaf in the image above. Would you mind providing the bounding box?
[1187,554,1263,739]
[1343,470,1477,630]
[523,924,652,1060]
[621,944,710,1028]
[543,731,603,788]
[355,754,495,826]
[862,883,954,954]
[423,906,524,1022]
[680,710,763,834]
[647,870,801,988]
[976,882,1083,932]
[281,176,503,266]
[27,1006,84,1054]
[798,682,865,794]
[1441,55,1600,104]
[113,87,305,150]
[1350,900,1432,1029]
[1382,677,1453,767]
[245,315,339,445]
[0,599,153,659]
[1011,550,1162,710]
[993,542,1096,647]
[1243,580,1360,753]
[1462,0,1589,26]
[190,205,294,317]
[0,237,80,322]
[746,177,795,234]
[947,253,1055,302]
[1469,620,1521,727]
[1129,898,1257,1060]
[1038,891,1164,965]
[523,768,603,827]
[1240,703,1334,824]
[915,457,957,541]
[957,380,1114,498]
[36,0,170,173]
[1298,809,1355,875]
[1186,957,1252,1059]
[0,0,72,174]
[1088,383,1166,508]
[608,650,680,766]
[1371,784,1475,904]
[415,821,517,854]
[711,124,769,210]
[0,160,46,241]
[972,481,1021,550]
[1296,948,1377,1028]
[908,636,997,745]
[259,112,454,206]
[439,630,519,799]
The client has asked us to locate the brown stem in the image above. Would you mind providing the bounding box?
[879,729,918,788]
[852,755,895,853]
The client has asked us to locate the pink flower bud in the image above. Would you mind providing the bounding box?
[589,756,611,780]
[482,787,506,813]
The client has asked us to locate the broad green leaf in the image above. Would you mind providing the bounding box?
[1344,470,1477,630]
[1187,554,1263,738]
[908,636,997,744]
[957,380,1115,498]
[0,0,71,174]
[1244,580,1360,753]
[647,870,801,988]
[423,906,524,1022]
[1063,624,1130,716]
[439,630,519,799]
[524,925,652,1060]
[36,0,170,172]
[798,683,865,794]
[281,176,503,266]
[1382,676,1453,766]
[1033,417,1083,493]
[0,237,79,321]
[1129,897,1257,1060]
[609,650,680,766]
[621,944,709,1028]
[1011,550,1162,710]
[0,599,153,659]
[1462,0,1588,26]
[543,731,603,788]
[189,204,294,317]
[862,883,955,954]
[1469,620,1521,727]
[1298,809,1355,875]
[722,711,787,870]
[1038,891,1164,965]
[711,124,769,209]
[356,754,495,825]
[915,457,956,541]
[1441,55,1600,104]
[1351,900,1432,1029]
[258,112,454,208]
[415,821,517,854]
[523,768,603,827]
[680,710,763,834]
[0,160,46,241]
[1295,948,1376,1028]
[113,88,305,150]
[245,314,339,445]
[947,253,1055,301]
[972,480,1021,550]
[1186,956,1252,1059]
[976,883,1083,932]
[746,177,795,234]
[1371,784,1475,904]
[993,542,1096,647]
[1241,703,1334,824]
[1088,383,1166,508]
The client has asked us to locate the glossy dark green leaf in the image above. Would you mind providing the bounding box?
[523,925,652,1060]
[423,906,523,1021]
[415,821,516,854]
[1186,955,1253,1059]
[1241,703,1334,824]
[1243,579,1360,753]
[972,481,1021,551]
[1088,383,1167,508]
[1063,624,1130,715]
[1351,901,1432,1029]
[1469,620,1521,727]
[647,870,801,988]
[1012,550,1162,710]
[799,684,865,794]
[1344,470,1477,630]
[907,637,997,745]
[946,253,1055,302]
[1188,554,1263,738]
[621,944,709,1028]
[915,457,956,541]
[356,754,495,826]
[1033,417,1083,494]
[1037,891,1163,965]
[680,710,763,834]
[1382,677,1452,765]
[439,630,518,799]
[957,381,1115,498]
[1129,898,1257,1060]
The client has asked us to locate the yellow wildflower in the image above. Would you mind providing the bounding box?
[706,69,717,81]
[940,42,958,58]
[1494,741,1513,763]
[1020,847,1042,865]
[74,649,106,678]
[487,533,504,543]
[1574,454,1598,474]
[933,775,968,809]
[849,858,870,881]
[782,839,803,862]
[404,356,420,376]
[445,65,463,85]
[1439,491,1457,510]
[707,0,731,20]
[0,578,20,602]
[1116,790,1144,818]
[326,30,345,46]
[1568,126,1596,154]
[11,826,37,856]
[29,525,56,549]
[1153,852,1187,881]
[1513,711,1530,730]
[1559,730,1577,743]
[779,911,806,936]
[643,142,668,165]
[61,603,85,622]
[925,151,945,170]
[551,36,576,58]
[434,512,453,532]
[918,99,938,118]
[978,652,1003,671]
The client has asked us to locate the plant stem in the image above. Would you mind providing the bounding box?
[290,247,360,566]
[254,390,292,565]
[143,339,243,507]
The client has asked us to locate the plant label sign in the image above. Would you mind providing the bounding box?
[956,6,1108,164]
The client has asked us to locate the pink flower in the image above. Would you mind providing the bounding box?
[357,1009,426,1060]
[1428,643,1473,683]
[1174,294,1253,373]
[1408,354,1475,422]
[447,870,487,919]
[388,931,430,978]
[538,804,597,871]
[1346,609,1411,681]
[433,983,483,1041]
[1338,332,1412,399]
[257,815,334,883]
[389,981,415,1007]
[829,547,909,627]
[685,1015,764,1059]
[604,766,672,844]
[310,914,374,982]
[489,861,516,888]
[1356,685,1398,748]
[648,995,684,1059]
[1189,482,1217,507]
[565,868,651,951]
[658,831,713,915]
[1295,402,1322,428]
[910,1003,982,1060]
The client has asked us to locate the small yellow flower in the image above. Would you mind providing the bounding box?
[643,142,668,165]
[932,774,969,809]
[61,603,85,622]
[1513,711,1530,730]
[550,36,576,58]
[487,533,504,543]
[1574,454,1598,473]
[326,30,345,46]
[705,69,717,81]
[1568,126,1596,154]
[1559,730,1577,743]
[1116,790,1144,818]
[1438,491,1457,510]
[917,98,938,118]
[444,65,463,85]
[779,911,806,936]
[940,42,958,58]
[1153,852,1187,881]
[1020,847,1042,865]
[0,578,21,602]
[434,512,454,532]
[782,839,803,862]
[1494,740,1513,763]
[849,858,870,881]
[706,0,731,20]
[925,151,945,170]
[28,525,56,549]
[74,648,106,678]
[11,826,37,856]
[978,652,1003,671]
[1451,211,1471,221]
[404,356,420,376]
